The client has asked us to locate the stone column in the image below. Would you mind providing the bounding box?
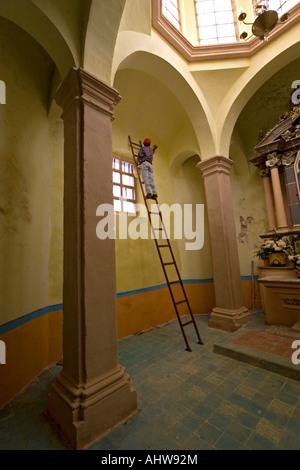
[197,156,251,332]
[47,68,137,450]
[266,153,289,230]
[260,169,276,231]
[270,166,289,230]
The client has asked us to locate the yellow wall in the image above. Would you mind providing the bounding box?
[0,18,54,326]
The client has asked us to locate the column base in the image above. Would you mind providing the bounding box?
[209,306,252,332]
[47,365,138,450]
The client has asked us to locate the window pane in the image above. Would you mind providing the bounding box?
[113,172,120,184]
[217,24,236,38]
[113,158,120,170]
[215,11,235,24]
[195,0,237,45]
[122,175,134,187]
[197,12,216,26]
[123,188,135,200]
[196,1,214,14]
[268,0,299,15]
[218,36,236,43]
[214,0,231,11]
[113,185,121,198]
[162,0,180,30]
[200,38,218,45]
[123,201,136,214]
[122,161,133,174]
[199,25,217,39]
[255,0,299,16]
[114,199,121,212]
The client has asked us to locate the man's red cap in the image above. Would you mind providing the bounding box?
[144,138,151,145]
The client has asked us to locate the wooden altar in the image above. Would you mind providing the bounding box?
[251,101,300,329]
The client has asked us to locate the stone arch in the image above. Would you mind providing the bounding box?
[170,151,200,177]
[218,37,300,157]
[83,0,127,84]
[112,46,215,161]
[0,0,77,79]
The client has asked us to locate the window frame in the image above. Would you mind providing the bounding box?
[194,0,238,46]
[112,156,137,214]
[152,0,300,62]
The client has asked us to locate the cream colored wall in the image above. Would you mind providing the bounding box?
[48,103,64,306]
[230,139,268,278]
[173,155,212,281]
[0,18,61,326]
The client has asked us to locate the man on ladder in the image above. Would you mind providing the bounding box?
[128,135,203,351]
[137,138,158,200]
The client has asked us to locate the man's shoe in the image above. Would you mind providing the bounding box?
[146,193,152,199]
[152,194,158,199]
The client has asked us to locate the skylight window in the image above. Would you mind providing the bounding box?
[194,0,237,45]
[262,0,299,16]
[162,0,181,30]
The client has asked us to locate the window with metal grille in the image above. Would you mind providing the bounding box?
[162,0,181,30]
[254,0,299,16]
[113,157,136,214]
[194,0,237,45]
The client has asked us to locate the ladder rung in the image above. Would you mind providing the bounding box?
[157,244,169,248]
[169,280,180,285]
[153,227,163,231]
[150,212,161,215]
[182,320,193,327]
[163,262,175,266]
[175,300,187,305]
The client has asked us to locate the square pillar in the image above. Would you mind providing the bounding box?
[47,68,137,450]
[197,156,251,332]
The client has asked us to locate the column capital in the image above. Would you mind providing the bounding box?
[282,151,296,167]
[265,152,281,168]
[197,155,234,177]
[260,167,271,178]
[56,67,122,120]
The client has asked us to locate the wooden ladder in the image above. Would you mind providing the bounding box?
[128,136,203,351]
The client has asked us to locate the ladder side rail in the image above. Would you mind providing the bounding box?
[151,232,192,351]
[155,199,203,344]
[133,150,192,350]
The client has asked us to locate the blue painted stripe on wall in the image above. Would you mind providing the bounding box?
[241,275,259,281]
[0,275,258,335]
[116,278,214,298]
[0,303,63,336]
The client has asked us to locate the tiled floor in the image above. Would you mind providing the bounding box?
[1,310,300,450]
